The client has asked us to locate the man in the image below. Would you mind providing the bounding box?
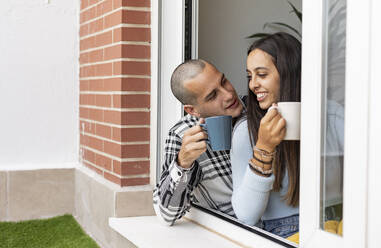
[153,59,245,225]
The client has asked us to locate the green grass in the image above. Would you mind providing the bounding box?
[0,215,99,248]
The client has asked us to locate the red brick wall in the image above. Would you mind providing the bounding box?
[79,0,151,187]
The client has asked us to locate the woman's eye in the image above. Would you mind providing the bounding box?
[246,75,252,80]
[258,74,267,78]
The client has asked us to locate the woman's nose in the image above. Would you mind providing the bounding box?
[249,78,260,91]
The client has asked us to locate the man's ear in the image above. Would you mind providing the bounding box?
[184,105,201,118]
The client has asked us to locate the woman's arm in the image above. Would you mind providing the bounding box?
[231,119,275,226]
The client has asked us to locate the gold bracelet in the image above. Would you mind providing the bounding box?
[253,146,276,159]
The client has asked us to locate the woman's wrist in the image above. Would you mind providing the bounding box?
[255,140,275,153]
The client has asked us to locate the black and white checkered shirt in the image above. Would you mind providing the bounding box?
[153,114,234,225]
[153,97,246,225]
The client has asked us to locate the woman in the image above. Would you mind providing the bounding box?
[231,32,301,238]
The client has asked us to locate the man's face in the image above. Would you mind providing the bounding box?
[184,63,243,118]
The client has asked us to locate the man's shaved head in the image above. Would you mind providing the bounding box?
[170,59,207,105]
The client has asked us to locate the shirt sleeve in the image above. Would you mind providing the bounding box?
[153,131,202,225]
[230,119,275,226]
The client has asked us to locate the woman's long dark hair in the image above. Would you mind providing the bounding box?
[247,32,301,207]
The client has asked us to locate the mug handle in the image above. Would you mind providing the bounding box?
[199,123,210,144]
[267,105,278,112]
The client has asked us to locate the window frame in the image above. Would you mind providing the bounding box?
[155,0,380,247]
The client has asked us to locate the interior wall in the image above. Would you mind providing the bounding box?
[0,0,79,166]
[198,0,302,95]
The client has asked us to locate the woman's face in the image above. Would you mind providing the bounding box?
[246,48,280,110]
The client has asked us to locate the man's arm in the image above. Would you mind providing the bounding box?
[153,124,207,225]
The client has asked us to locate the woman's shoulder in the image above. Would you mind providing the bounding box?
[232,116,251,150]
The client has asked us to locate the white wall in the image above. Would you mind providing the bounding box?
[198,0,302,95]
[0,0,79,166]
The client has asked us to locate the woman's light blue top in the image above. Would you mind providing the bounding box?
[231,100,344,226]
[231,117,299,226]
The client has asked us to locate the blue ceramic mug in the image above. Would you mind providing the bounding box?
[200,115,232,151]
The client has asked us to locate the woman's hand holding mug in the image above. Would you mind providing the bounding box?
[256,103,286,153]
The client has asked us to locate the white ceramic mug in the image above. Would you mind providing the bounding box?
[268,102,301,140]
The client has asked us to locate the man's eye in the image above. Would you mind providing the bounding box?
[208,93,217,101]
[258,74,267,78]
[247,75,252,80]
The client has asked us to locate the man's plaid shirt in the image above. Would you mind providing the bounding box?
[153,114,236,225]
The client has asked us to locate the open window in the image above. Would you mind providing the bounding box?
[157,0,380,247]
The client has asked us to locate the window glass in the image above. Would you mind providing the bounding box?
[320,0,346,235]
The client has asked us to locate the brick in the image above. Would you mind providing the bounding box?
[80,24,89,37]
[88,49,103,63]
[112,127,149,142]
[122,10,150,25]
[80,120,96,135]
[113,94,150,108]
[81,0,89,10]
[95,31,113,47]
[121,177,149,187]
[96,123,112,138]
[104,110,149,125]
[80,80,90,91]
[80,64,96,77]
[89,108,103,122]
[79,107,90,119]
[114,0,150,8]
[104,45,121,61]
[121,111,150,125]
[88,0,101,7]
[104,10,122,29]
[95,94,112,107]
[103,78,122,91]
[80,134,89,146]
[82,6,97,24]
[113,61,150,76]
[84,162,103,176]
[97,0,113,16]
[122,44,150,58]
[89,18,104,35]
[113,27,150,42]
[80,94,96,106]
[80,52,89,64]
[83,148,96,164]
[80,36,95,51]
[105,44,150,60]
[104,171,121,185]
[95,63,113,77]
[95,153,112,171]
[89,79,104,91]
[104,140,122,157]
[103,110,121,125]
[119,78,150,91]
[113,160,149,175]
[121,144,149,158]
[87,135,104,151]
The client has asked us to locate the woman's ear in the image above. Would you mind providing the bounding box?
[184,105,201,118]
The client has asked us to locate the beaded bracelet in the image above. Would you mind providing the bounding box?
[249,160,273,175]
[252,153,273,165]
[249,163,272,177]
[253,146,276,159]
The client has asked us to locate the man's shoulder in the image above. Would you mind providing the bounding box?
[168,114,199,137]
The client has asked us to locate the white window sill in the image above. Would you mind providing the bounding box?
[109,216,242,248]
[109,207,296,248]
